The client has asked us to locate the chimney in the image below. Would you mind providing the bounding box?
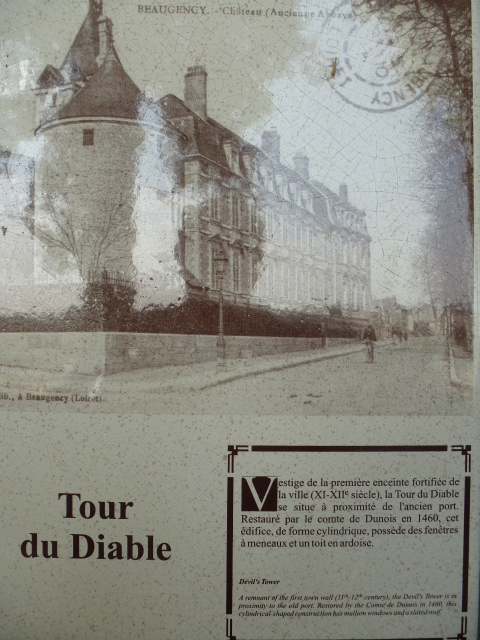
[184,66,207,120]
[97,15,113,66]
[261,128,280,162]
[293,151,309,180]
[339,183,348,202]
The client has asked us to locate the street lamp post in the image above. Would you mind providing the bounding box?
[213,248,229,366]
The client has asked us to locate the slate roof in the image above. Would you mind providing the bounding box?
[36,1,103,88]
[58,52,141,120]
[159,94,336,228]
[35,1,141,120]
[34,2,367,239]
[59,0,103,80]
[159,94,252,166]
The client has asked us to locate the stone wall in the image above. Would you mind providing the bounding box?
[104,333,331,374]
[0,332,356,375]
[0,332,106,375]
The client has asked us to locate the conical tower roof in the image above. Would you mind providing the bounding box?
[60,0,104,80]
[58,50,141,120]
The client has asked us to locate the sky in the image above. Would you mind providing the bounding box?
[0,0,467,308]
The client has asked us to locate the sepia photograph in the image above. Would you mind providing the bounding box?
[0,0,475,415]
[0,2,478,639]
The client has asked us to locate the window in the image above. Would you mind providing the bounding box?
[363,246,369,268]
[233,252,241,292]
[343,283,349,308]
[305,191,313,210]
[265,170,273,191]
[250,201,258,234]
[268,263,274,298]
[45,91,57,109]
[231,149,239,172]
[232,194,240,228]
[83,129,94,146]
[251,157,257,178]
[283,264,289,299]
[211,248,219,289]
[251,256,258,290]
[309,273,314,302]
[276,174,285,198]
[210,186,219,221]
[315,271,325,302]
[296,269,303,301]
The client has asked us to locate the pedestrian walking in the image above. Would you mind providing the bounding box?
[363,323,377,363]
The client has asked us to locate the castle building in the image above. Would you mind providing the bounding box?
[32,0,372,316]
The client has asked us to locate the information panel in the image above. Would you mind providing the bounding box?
[226,445,471,639]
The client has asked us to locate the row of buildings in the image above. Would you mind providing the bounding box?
[3,0,372,318]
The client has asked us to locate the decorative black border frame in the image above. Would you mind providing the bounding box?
[226,445,471,640]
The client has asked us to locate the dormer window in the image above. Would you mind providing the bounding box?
[303,190,313,211]
[275,172,286,198]
[45,91,57,108]
[289,181,300,205]
[224,141,240,173]
[83,129,94,146]
[249,155,257,180]
[265,169,273,191]
[242,152,256,181]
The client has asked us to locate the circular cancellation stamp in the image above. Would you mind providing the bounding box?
[320,0,433,112]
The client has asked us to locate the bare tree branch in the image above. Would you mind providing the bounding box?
[352,0,473,233]
[34,187,136,284]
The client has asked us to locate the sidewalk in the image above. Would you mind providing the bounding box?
[101,340,385,393]
[0,340,381,395]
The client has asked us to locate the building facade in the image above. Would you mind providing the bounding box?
[32,0,372,316]
[0,150,34,292]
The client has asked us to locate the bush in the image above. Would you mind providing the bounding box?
[0,296,364,338]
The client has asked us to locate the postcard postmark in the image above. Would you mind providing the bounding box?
[320,0,437,112]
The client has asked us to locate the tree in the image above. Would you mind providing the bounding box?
[351,0,473,234]
[34,189,137,329]
[412,108,473,317]
[35,191,135,283]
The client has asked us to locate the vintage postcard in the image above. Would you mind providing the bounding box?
[0,0,475,416]
[0,0,477,638]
